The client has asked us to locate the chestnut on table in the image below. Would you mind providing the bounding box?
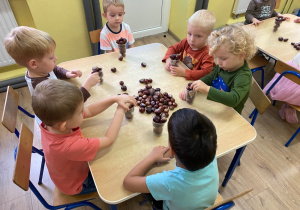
[57,43,256,209]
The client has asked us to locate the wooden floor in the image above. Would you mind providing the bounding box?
[1,33,299,210]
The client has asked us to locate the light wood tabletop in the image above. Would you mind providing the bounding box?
[58,43,256,205]
[243,14,300,62]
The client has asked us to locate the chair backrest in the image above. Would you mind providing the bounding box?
[247,54,269,69]
[206,188,253,210]
[13,123,33,191]
[249,78,271,115]
[274,60,300,85]
[89,29,102,44]
[1,86,19,133]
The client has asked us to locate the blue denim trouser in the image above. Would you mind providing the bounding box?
[77,171,97,195]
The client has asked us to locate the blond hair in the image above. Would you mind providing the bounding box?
[32,79,83,126]
[188,10,216,35]
[208,25,256,60]
[4,26,56,67]
[103,0,124,13]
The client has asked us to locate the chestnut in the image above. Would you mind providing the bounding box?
[142,95,147,99]
[169,105,175,110]
[139,107,145,113]
[118,55,123,61]
[154,108,162,115]
[119,81,124,86]
[173,102,178,107]
[148,78,153,83]
[146,107,152,114]
[170,54,176,60]
[278,37,283,41]
[111,67,117,73]
[141,62,147,67]
[121,85,127,91]
[153,115,161,123]
[139,78,145,83]
[283,38,288,42]
[146,84,152,89]
[160,117,167,123]
[137,101,141,105]
[140,103,146,107]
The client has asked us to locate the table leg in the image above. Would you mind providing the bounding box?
[110,204,118,210]
[222,146,247,187]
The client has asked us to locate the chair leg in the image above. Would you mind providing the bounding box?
[38,157,46,185]
[110,204,118,210]
[285,127,300,147]
[250,109,258,126]
[222,146,247,187]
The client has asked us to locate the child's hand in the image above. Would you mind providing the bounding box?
[148,146,171,164]
[170,66,186,77]
[66,69,82,78]
[251,18,263,26]
[115,95,137,111]
[165,58,171,71]
[191,80,210,94]
[82,72,100,91]
[294,18,300,23]
[179,89,187,101]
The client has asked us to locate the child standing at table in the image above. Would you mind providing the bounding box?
[179,25,257,114]
[32,79,136,195]
[245,0,283,25]
[162,10,216,80]
[123,108,218,210]
[263,53,300,123]
[100,0,135,53]
[4,26,99,102]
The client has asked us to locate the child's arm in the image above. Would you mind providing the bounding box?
[66,70,82,78]
[128,43,134,48]
[81,72,100,92]
[84,95,136,118]
[123,146,171,193]
[97,105,126,150]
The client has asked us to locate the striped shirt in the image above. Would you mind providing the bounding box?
[100,22,135,52]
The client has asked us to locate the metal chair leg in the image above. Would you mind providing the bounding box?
[285,127,300,147]
[38,157,46,185]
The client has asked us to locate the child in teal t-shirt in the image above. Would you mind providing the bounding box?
[123,108,219,209]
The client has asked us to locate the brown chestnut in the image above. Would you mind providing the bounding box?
[139,107,145,113]
[141,62,147,67]
[283,38,288,42]
[121,85,127,91]
[111,67,117,73]
[118,55,123,61]
[146,107,152,114]
[278,37,283,41]
[139,78,145,83]
[119,81,124,85]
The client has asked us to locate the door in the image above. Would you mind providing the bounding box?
[123,0,170,39]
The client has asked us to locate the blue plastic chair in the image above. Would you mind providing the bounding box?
[13,123,101,210]
[264,70,300,147]
[89,29,102,55]
[1,86,45,185]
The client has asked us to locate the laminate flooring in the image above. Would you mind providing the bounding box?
[0,32,299,210]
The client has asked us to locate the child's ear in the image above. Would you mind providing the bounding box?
[28,59,38,69]
[240,52,246,60]
[102,12,107,19]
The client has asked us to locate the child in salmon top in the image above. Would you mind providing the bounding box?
[162,10,216,80]
[100,0,135,53]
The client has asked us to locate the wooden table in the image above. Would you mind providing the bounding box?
[243,14,300,62]
[59,43,256,209]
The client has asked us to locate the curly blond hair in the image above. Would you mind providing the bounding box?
[4,26,55,67]
[207,25,256,60]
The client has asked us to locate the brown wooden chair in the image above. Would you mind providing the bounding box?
[13,123,101,210]
[89,29,102,55]
[1,86,45,185]
[205,188,253,210]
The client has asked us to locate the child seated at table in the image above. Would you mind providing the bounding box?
[31,79,136,195]
[179,25,257,114]
[4,26,99,102]
[162,10,216,80]
[245,0,283,25]
[123,108,218,210]
[263,52,300,123]
[100,0,135,53]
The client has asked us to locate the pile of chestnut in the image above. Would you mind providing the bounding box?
[273,16,286,32]
[134,79,178,123]
[291,42,300,51]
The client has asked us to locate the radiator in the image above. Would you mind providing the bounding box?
[0,0,18,67]
[232,0,251,15]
